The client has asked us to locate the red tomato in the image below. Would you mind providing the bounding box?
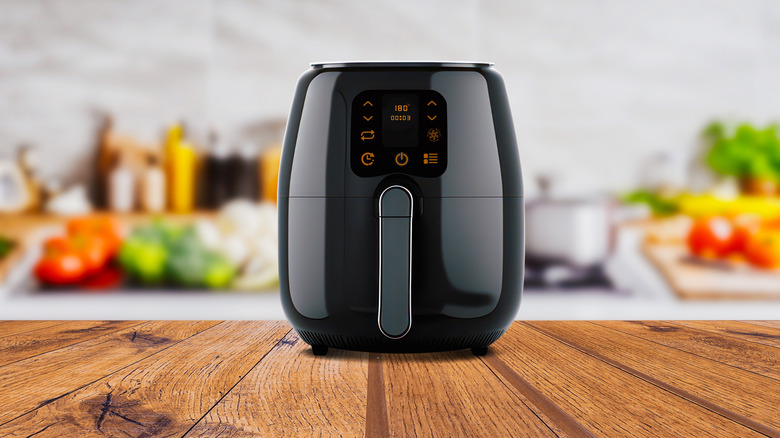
[687,216,735,259]
[744,230,780,269]
[730,214,763,254]
[36,230,115,285]
[71,235,111,274]
[35,252,87,285]
[43,236,72,254]
[66,215,122,238]
[79,266,123,290]
[43,235,110,274]
[66,215,123,258]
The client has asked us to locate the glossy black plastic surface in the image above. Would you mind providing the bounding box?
[351,90,447,178]
[279,62,524,353]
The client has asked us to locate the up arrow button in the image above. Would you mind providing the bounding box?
[427,100,437,106]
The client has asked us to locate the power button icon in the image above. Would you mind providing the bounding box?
[395,152,409,166]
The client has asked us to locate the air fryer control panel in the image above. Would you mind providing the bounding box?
[351,90,447,177]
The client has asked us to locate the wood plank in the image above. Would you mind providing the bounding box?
[482,354,596,438]
[187,331,369,437]
[383,350,555,437]
[0,320,218,426]
[0,321,290,437]
[669,320,780,349]
[366,353,389,438]
[597,321,780,380]
[744,320,780,330]
[528,321,780,434]
[485,323,765,437]
[0,320,138,367]
[382,350,555,437]
[0,321,67,338]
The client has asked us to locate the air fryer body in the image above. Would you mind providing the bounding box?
[279,62,524,354]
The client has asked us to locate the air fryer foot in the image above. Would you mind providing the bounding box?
[312,344,329,356]
[471,347,488,356]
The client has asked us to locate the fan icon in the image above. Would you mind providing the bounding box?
[427,128,441,142]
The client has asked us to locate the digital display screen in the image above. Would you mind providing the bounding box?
[382,94,418,147]
[351,90,446,178]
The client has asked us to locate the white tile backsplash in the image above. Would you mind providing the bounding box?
[210,0,479,130]
[0,0,778,194]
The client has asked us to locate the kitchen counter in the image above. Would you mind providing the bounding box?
[6,288,780,320]
[0,321,777,436]
[5,214,780,320]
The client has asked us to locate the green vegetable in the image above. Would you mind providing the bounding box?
[118,220,237,289]
[704,121,780,182]
[118,227,170,285]
[203,256,236,289]
[623,190,679,216]
[165,242,236,289]
[0,237,14,259]
[119,238,168,284]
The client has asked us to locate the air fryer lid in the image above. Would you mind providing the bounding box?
[310,61,494,68]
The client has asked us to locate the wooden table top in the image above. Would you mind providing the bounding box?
[0,321,778,437]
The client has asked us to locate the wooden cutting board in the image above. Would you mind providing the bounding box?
[642,241,780,300]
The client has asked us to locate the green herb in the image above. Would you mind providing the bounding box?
[704,121,780,181]
[0,237,14,259]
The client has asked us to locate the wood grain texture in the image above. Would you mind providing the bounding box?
[0,321,289,438]
[597,321,780,380]
[366,353,389,438]
[0,320,138,367]
[0,321,67,338]
[487,323,766,437]
[1,320,779,437]
[528,321,780,434]
[670,320,780,349]
[0,320,218,425]
[483,354,596,438]
[382,350,555,437]
[187,330,369,437]
[741,320,780,330]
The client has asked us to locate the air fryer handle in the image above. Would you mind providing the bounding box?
[378,186,413,339]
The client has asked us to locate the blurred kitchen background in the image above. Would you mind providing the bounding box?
[2,0,780,319]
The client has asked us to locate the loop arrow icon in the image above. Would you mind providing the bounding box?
[360,130,375,141]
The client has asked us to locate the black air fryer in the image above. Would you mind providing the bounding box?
[278,62,523,356]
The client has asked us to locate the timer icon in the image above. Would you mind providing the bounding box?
[427,128,441,142]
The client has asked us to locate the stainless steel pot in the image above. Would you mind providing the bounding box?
[525,177,615,268]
